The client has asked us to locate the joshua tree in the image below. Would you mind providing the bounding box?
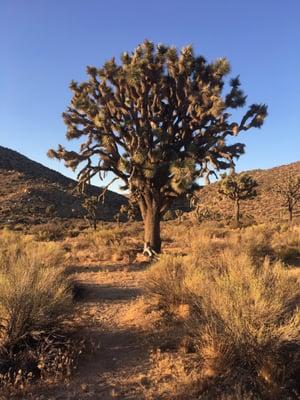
[82,195,100,230]
[218,173,258,225]
[114,212,121,227]
[273,174,300,223]
[189,194,221,223]
[163,209,174,221]
[120,203,138,222]
[48,40,267,255]
[175,209,184,222]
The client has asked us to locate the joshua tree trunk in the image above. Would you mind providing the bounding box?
[235,198,240,226]
[144,207,161,255]
[288,207,293,223]
[93,218,97,231]
[139,197,161,256]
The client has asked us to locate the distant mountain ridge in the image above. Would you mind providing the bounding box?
[0,146,74,184]
[0,145,126,225]
[0,145,299,226]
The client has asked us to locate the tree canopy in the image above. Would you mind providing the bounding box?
[219,173,258,202]
[218,172,258,225]
[49,40,267,253]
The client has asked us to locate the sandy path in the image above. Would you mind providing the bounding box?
[28,260,154,400]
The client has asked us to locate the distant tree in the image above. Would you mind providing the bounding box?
[273,174,300,223]
[189,195,221,223]
[82,195,100,230]
[163,209,174,221]
[48,40,267,255]
[218,173,258,225]
[120,203,139,222]
[175,209,184,222]
[45,204,56,217]
[114,212,121,227]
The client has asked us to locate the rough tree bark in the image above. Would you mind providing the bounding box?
[138,195,161,256]
[144,207,161,255]
[288,206,293,223]
[93,219,97,231]
[235,198,241,226]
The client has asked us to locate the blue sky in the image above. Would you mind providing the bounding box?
[1,0,299,192]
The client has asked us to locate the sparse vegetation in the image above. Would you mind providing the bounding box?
[182,163,300,226]
[271,225,300,262]
[71,223,142,263]
[2,137,300,399]
[0,210,300,398]
[145,226,300,398]
[2,0,299,396]
[2,36,300,400]
[31,221,66,241]
[0,230,76,389]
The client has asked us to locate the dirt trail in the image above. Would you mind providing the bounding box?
[30,260,154,400]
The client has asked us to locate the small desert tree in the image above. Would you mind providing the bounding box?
[120,203,138,222]
[175,209,184,222]
[273,174,300,222]
[219,173,258,225]
[82,195,100,230]
[48,40,267,254]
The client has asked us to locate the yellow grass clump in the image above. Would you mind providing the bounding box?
[0,230,72,348]
[72,223,142,262]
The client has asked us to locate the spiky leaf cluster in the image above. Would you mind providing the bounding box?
[49,40,267,214]
[120,202,139,222]
[219,173,258,201]
[82,195,100,227]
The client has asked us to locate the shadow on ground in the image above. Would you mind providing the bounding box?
[68,261,149,275]
[75,283,142,302]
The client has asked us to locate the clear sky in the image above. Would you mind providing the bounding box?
[1,0,299,192]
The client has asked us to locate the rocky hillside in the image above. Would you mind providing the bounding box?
[196,161,300,223]
[0,146,126,225]
[1,145,299,226]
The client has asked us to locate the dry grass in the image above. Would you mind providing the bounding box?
[71,223,142,262]
[0,229,76,388]
[30,222,66,241]
[227,225,275,263]
[1,219,299,398]
[188,255,299,385]
[271,225,300,263]
[145,255,189,318]
[146,225,300,398]
[143,350,201,400]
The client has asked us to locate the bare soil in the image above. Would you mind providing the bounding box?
[23,259,155,400]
